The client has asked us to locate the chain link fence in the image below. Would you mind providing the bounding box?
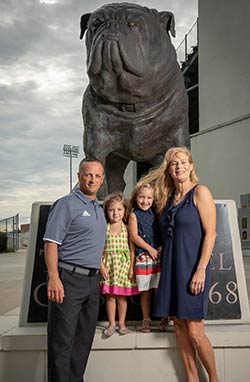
[0,214,19,251]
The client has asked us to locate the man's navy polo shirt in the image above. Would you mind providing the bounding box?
[43,188,107,268]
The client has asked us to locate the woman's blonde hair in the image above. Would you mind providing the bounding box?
[140,147,199,215]
[127,181,154,215]
[103,191,128,223]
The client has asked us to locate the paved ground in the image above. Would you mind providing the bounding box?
[0,249,250,315]
[0,249,27,314]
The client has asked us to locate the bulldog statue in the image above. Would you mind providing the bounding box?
[80,2,189,193]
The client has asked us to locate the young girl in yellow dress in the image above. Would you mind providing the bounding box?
[100,192,139,337]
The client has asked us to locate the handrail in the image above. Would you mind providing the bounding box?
[176,18,198,64]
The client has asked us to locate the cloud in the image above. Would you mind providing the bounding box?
[0,0,197,224]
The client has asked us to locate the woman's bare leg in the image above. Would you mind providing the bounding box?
[174,318,199,382]
[187,320,219,382]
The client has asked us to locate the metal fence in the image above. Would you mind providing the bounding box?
[176,18,198,64]
[0,214,19,251]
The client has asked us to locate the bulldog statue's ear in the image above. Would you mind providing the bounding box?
[80,13,91,40]
[159,11,176,38]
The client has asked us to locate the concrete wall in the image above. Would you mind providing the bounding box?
[191,121,250,203]
[1,314,250,382]
[191,0,250,205]
[198,0,250,130]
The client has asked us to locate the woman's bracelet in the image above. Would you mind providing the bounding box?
[197,266,206,271]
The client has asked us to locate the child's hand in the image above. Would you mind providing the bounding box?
[128,265,134,280]
[100,264,108,280]
[157,246,162,256]
[148,247,159,260]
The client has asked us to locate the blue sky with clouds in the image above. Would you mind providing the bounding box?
[0,0,197,224]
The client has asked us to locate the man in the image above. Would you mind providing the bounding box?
[43,158,107,382]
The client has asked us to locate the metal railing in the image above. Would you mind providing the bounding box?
[0,214,19,251]
[176,18,198,64]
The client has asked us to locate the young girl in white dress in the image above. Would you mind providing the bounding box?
[128,181,169,333]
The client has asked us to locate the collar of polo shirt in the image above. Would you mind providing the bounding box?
[73,187,100,206]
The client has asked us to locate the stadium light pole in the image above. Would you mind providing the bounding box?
[63,145,79,192]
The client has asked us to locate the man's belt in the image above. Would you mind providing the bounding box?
[58,261,99,276]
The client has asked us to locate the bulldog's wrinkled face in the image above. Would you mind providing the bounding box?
[80,3,176,102]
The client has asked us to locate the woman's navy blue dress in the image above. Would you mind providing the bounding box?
[154,185,211,319]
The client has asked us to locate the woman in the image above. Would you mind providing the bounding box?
[142,147,219,382]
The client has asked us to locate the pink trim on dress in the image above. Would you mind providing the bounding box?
[101,285,140,296]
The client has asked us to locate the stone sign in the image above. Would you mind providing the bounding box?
[19,201,250,325]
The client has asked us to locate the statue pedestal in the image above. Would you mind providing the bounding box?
[19,199,250,325]
[1,311,250,382]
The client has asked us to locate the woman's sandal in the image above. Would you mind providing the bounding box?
[141,318,151,333]
[103,326,116,338]
[157,317,169,332]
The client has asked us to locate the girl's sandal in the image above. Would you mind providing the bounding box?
[157,317,169,332]
[118,327,130,335]
[141,318,151,333]
[103,326,116,338]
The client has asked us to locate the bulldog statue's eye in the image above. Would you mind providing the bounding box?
[91,19,102,31]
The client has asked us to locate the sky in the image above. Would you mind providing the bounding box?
[0,0,198,225]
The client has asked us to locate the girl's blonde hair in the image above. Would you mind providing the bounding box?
[103,191,128,223]
[127,181,154,215]
[139,147,199,215]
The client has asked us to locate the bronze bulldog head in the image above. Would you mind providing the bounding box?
[80,3,176,104]
[79,3,189,195]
